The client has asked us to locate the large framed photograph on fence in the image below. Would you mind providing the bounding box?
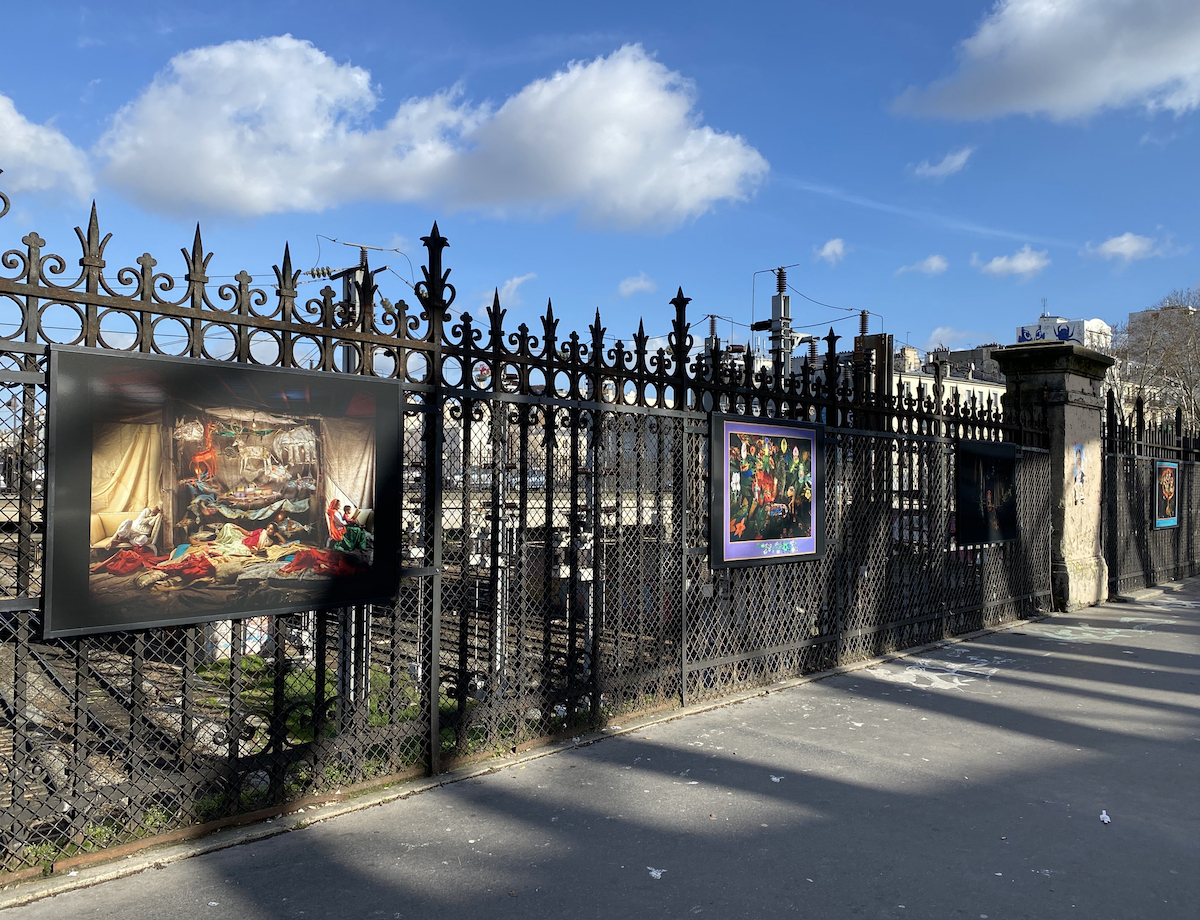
[1154,460,1179,529]
[44,346,401,638]
[710,414,825,568]
[956,441,1018,545]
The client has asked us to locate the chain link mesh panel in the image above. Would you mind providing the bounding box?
[685,428,1051,704]
[595,411,682,719]
[1103,401,1200,595]
[1105,453,1200,594]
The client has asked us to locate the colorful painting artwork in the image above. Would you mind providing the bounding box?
[44,347,400,637]
[709,414,824,567]
[956,441,1018,545]
[1155,461,1179,529]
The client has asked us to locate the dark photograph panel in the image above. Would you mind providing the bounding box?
[956,441,1018,545]
[45,347,400,637]
[1155,461,1179,529]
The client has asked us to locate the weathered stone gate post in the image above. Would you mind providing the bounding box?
[993,344,1115,611]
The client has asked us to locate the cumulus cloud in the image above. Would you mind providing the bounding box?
[894,0,1200,120]
[911,146,974,179]
[96,37,768,226]
[897,254,949,275]
[970,244,1050,279]
[924,326,977,352]
[493,273,537,307]
[1082,232,1161,263]
[618,272,657,297]
[814,238,848,266]
[0,93,92,200]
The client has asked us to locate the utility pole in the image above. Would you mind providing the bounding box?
[750,266,800,369]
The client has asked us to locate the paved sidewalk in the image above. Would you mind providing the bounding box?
[5,585,1198,919]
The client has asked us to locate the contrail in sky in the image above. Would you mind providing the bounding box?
[780,175,1076,249]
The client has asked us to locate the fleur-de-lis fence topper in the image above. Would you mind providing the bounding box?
[0,171,1042,442]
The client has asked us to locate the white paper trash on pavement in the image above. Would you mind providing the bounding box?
[1100,810,1111,824]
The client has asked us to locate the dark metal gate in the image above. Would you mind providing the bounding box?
[1103,393,1200,594]
[0,184,1051,876]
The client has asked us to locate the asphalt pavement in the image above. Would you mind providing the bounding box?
[4,583,1198,919]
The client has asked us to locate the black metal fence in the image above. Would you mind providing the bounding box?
[1104,393,1200,594]
[0,185,1051,876]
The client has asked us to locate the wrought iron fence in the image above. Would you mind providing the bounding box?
[0,182,1051,876]
[1104,393,1200,594]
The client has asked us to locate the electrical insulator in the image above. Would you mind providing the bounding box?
[305,266,333,279]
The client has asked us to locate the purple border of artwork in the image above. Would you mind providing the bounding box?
[720,418,819,562]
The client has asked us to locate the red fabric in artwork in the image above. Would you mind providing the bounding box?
[152,551,217,580]
[92,548,162,575]
[279,548,361,578]
[242,529,264,549]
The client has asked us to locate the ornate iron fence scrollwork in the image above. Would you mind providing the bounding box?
[0,181,1050,875]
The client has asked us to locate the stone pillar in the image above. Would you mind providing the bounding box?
[993,344,1115,611]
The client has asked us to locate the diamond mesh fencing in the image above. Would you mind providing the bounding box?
[431,400,688,760]
[594,412,683,719]
[0,601,427,874]
[0,380,45,601]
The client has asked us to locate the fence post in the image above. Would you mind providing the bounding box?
[670,289,692,706]
[994,343,1115,610]
[416,223,451,774]
[1105,390,1119,593]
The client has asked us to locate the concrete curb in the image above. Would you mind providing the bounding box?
[1111,580,1187,603]
[0,608,1057,910]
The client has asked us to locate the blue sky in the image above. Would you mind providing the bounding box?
[1,0,1197,354]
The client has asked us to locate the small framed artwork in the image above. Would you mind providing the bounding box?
[709,413,825,568]
[956,441,1018,545]
[1155,461,1179,529]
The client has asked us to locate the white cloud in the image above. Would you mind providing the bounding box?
[618,272,658,297]
[970,244,1050,279]
[895,0,1200,120]
[896,254,949,276]
[911,146,974,179]
[644,335,671,355]
[814,238,848,266]
[97,37,768,227]
[1082,231,1161,263]
[492,272,537,307]
[924,326,977,352]
[0,93,92,200]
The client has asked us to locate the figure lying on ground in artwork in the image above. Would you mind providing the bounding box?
[104,506,163,551]
[88,403,377,616]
